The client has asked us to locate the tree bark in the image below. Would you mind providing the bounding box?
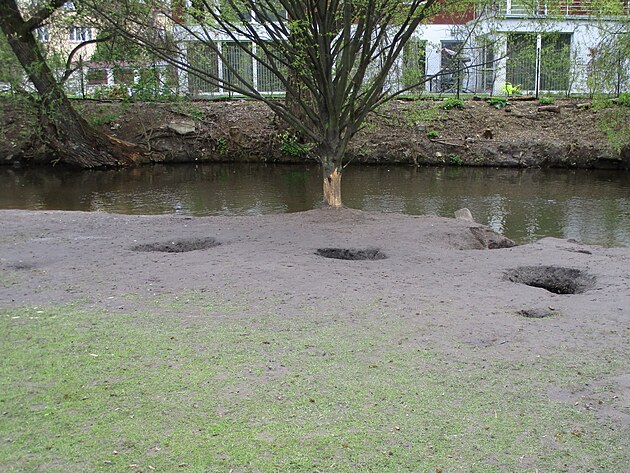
[322,165,342,208]
[0,0,151,168]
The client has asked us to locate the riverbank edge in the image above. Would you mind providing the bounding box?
[1,97,629,170]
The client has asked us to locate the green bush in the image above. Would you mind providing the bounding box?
[442,98,465,110]
[539,96,555,105]
[487,96,509,109]
[617,93,630,107]
[130,68,177,101]
[215,137,228,155]
[278,131,314,157]
[426,130,440,138]
[502,82,522,96]
[448,153,464,166]
[90,84,130,100]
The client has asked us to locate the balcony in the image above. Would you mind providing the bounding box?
[499,0,630,18]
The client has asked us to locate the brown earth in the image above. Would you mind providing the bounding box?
[1,208,629,442]
[1,96,629,169]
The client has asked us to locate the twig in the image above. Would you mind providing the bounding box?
[429,139,467,148]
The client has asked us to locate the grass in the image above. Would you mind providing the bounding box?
[400,103,443,128]
[1,295,628,472]
[80,104,121,127]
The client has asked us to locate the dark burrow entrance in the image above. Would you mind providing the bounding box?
[131,237,220,253]
[505,265,595,295]
[316,248,387,261]
[518,308,556,318]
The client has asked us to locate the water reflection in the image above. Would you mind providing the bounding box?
[1,164,629,247]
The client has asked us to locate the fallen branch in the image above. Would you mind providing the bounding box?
[429,139,468,148]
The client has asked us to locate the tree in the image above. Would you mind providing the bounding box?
[91,0,462,207]
[0,0,150,167]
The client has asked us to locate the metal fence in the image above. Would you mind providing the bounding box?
[187,41,286,96]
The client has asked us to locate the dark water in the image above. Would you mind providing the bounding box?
[1,163,629,247]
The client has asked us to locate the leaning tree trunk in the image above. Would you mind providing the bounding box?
[0,2,150,168]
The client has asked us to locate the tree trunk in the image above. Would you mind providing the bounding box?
[0,1,150,168]
[322,165,342,208]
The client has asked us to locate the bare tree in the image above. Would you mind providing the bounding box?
[0,0,151,167]
[91,0,459,207]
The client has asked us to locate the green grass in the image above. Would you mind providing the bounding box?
[401,104,443,128]
[87,112,120,127]
[1,296,628,472]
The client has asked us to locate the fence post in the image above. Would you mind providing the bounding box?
[535,34,542,98]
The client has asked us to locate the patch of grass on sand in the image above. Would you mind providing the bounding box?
[1,297,628,472]
[0,270,22,288]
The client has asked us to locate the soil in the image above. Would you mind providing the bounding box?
[1,208,629,438]
[1,96,629,169]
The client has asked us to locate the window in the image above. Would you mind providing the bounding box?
[438,40,467,93]
[540,33,571,91]
[35,26,49,42]
[86,68,107,86]
[69,27,92,42]
[113,67,135,85]
[480,38,496,92]
[506,33,537,90]
[506,33,572,91]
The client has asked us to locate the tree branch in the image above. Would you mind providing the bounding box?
[60,34,116,84]
[24,0,69,32]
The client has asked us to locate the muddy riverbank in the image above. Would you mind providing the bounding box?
[1,96,628,169]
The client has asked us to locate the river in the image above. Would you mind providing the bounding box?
[1,164,629,247]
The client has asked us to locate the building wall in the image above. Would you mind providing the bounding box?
[14,1,627,98]
[400,8,629,96]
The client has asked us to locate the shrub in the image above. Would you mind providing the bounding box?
[90,84,129,100]
[502,82,521,96]
[278,131,314,157]
[539,96,555,105]
[442,98,465,110]
[487,96,509,109]
[215,137,228,155]
[617,93,630,107]
[448,153,464,166]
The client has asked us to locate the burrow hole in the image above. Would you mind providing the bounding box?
[315,248,387,261]
[505,265,595,295]
[131,237,221,253]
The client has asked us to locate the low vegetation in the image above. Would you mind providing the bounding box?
[1,294,627,471]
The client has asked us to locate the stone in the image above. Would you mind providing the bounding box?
[469,226,517,249]
[455,208,474,222]
[167,120,196,135]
